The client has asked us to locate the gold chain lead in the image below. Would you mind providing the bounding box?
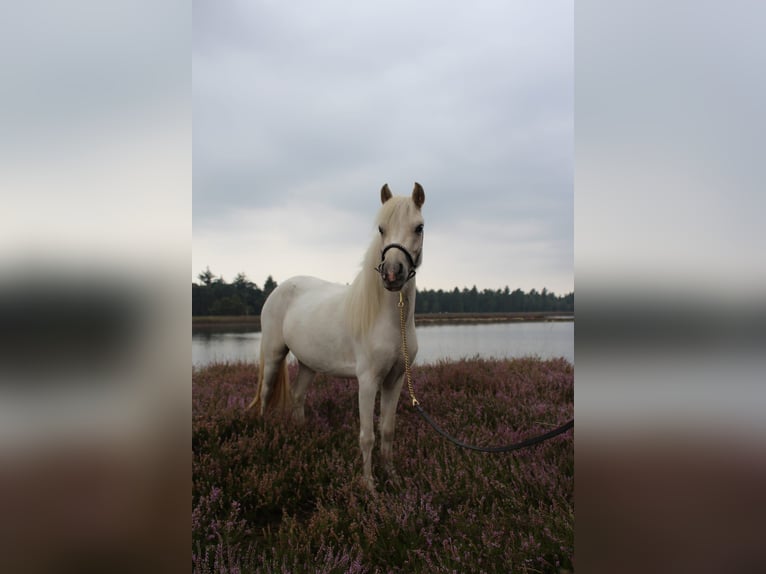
[399,291,419,407]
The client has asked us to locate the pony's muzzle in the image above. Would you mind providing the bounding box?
[377,242,418,291]
[377,260,413,291]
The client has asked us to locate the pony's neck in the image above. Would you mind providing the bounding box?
[346,239,416,337]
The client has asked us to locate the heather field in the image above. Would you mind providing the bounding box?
[193,357,574,573]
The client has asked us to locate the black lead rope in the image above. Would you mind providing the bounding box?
[397,291,573,453]
[414,406,573,453]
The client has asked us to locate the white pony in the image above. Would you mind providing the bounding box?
[248,183,425,490]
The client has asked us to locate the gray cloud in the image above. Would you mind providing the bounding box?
[193,0,573,293]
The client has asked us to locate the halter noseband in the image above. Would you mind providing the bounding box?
[376,243,418,282]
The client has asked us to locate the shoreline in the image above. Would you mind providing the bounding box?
[192,311,574,330]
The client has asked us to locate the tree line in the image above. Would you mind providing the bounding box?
[192,267,574,316]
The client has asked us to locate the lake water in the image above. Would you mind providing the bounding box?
[193,321,573,367]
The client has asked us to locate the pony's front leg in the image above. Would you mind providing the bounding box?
[380,374,405,483]
[357,374,378,492]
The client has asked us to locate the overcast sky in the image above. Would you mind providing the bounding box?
[193,0,573,295]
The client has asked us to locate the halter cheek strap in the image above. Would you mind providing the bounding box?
[376,243,419,281]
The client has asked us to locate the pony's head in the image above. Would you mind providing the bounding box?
[375,183,425,292]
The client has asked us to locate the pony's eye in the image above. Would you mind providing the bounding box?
[378,226,384,235]
[415,224,424,235]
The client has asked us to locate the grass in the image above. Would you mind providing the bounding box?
[192,357,574,573]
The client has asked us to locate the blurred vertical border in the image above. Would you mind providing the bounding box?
[0,1,189,572]
[576,1,766,573]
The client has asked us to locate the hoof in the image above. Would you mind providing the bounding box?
[385,469,402,488]
[360,475,377,493]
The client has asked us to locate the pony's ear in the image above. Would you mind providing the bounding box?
[412,182,425,209]
[381,184,392,204]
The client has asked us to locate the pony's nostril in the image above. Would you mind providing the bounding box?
[397,263,404,275]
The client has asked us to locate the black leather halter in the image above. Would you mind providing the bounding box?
[376,243,418,282]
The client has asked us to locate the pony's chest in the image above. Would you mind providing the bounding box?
[367,319,417,367]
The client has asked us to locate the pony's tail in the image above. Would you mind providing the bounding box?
[247,357,292,414]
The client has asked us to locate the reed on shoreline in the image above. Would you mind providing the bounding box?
[192,312,574,331]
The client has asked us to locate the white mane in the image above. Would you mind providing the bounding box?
[345,196,416,338]
[345,235,385,339]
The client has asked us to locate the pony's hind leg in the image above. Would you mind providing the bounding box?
[291,361,315,424]
[257,345,290,415]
